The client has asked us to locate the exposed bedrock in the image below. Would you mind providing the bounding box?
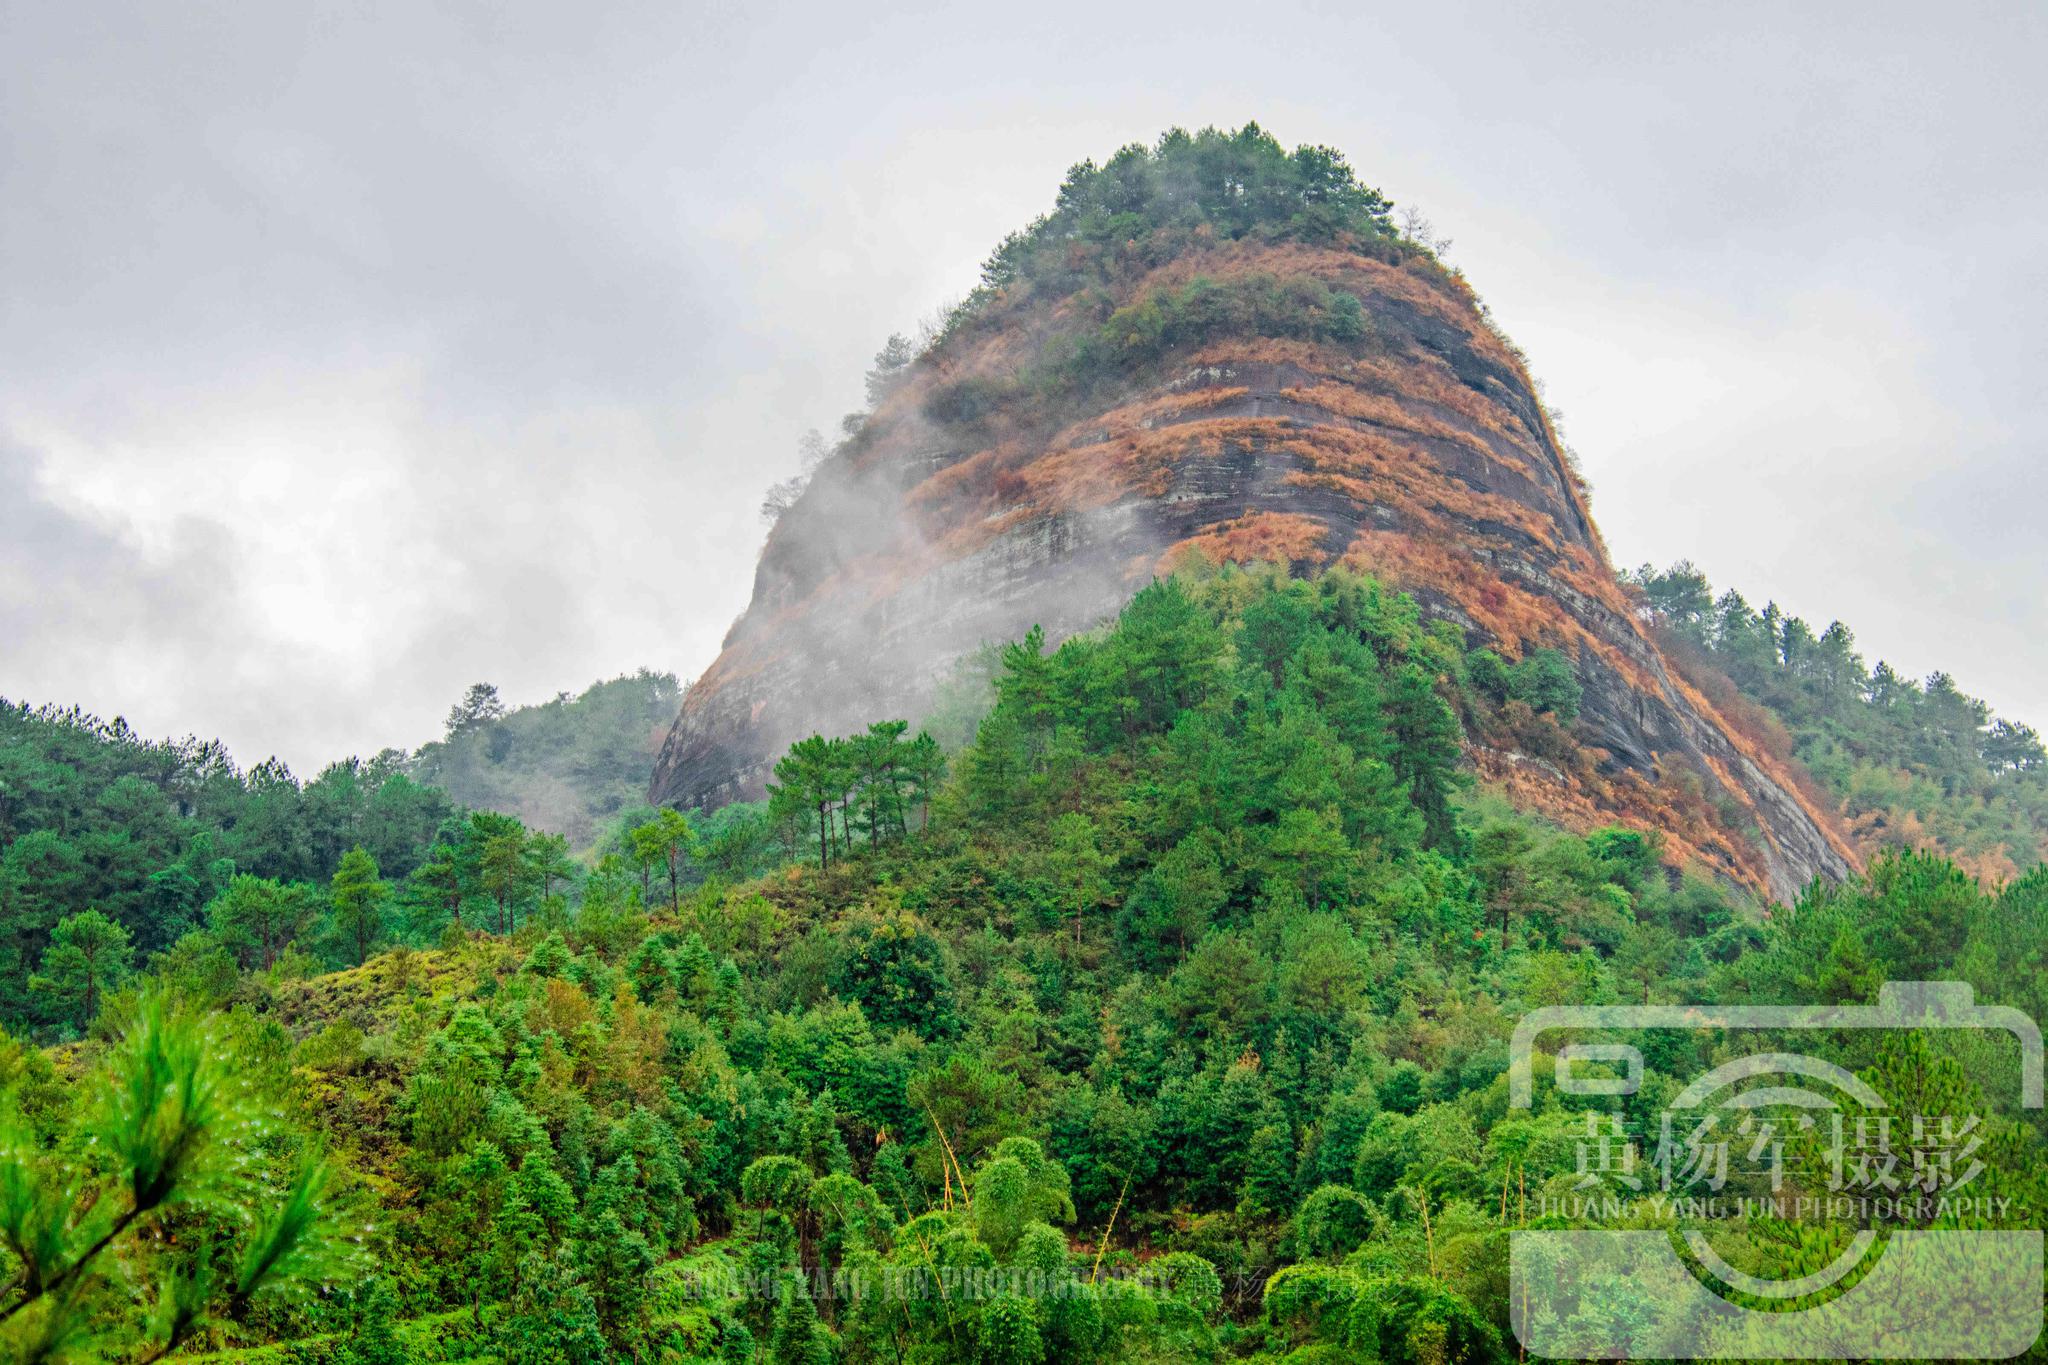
[652,243,1855,901]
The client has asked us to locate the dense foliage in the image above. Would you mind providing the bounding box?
[1629,561,2048,877]
[0,703,451,1031]
[0,671,691,1038]
[7,568,2040,1362]
[973,124,1399,310]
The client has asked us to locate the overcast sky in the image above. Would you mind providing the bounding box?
[4,0,2044,772]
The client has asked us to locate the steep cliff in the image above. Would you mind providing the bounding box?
[651,127,1857,900]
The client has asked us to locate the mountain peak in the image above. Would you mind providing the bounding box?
[652,126,1856,899]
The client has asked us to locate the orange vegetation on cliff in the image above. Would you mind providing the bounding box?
[1051,385,1251,448]
[1012,416,1292,514]
[1160,512,1331,573]
[1136,239,1485,335]
[1646,630,1865,874]
[1469,746,1767,892]
[1281,381,1554,492]
[1267,424,1560,552]
[1341,529,1589,661]
[1348,353,1544,448]
[1664,668,1861,873]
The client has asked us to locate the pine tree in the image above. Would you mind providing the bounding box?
[329,846,388,966]
[445,682,507,737]
[1049,813,1111,947]
[28,908,132,1026]
[905,730,947,829]
[627,809,697,912]
[769,737,849,868]
[206,874,319,970]
[479,828,534,935]
[1384,661,1465,851]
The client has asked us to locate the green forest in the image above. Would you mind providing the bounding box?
[1628,562,2048,877]
[3,566,2045,1362]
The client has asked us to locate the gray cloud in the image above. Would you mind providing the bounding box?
[0,433,250,725]
[3,0,2044,769]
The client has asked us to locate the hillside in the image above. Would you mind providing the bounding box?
[0,698,453,1029]
[1630,561,2048,880]
[651,124,1852,902]
[5,570,2044,1363]
[409,671,683,850]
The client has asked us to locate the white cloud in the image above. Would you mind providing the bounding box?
[4,0,2044,769]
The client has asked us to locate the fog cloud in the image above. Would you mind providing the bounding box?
[4,0,2043,768]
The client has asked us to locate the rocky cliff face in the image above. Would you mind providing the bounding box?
[652,222,1856,900]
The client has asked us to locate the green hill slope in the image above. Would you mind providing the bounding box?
[6,567,2043,1362]
[409,670,682,851]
